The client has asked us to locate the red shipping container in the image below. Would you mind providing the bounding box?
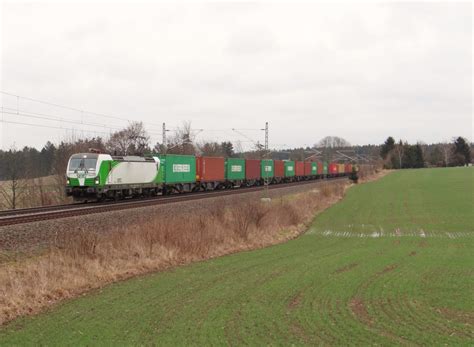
[345,164,352,174]
[274,160,284,178]
[329,163,338,174]
[304,161,312,176]
[317,162,323,175]
[295,161,305,176]
[196,156,225,182]
[245,159,261,180]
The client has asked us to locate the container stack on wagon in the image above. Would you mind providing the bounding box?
[304,162,317,178]
[273,160,285,183]
[158,154,196,193]
[196,156,225,189]
[337,164,345,176]
[245,159,260,184]
[295,161,305,178]
[225,158,245,186]
[261,159,274,181]
[284,160,295,179]
[329,163,338,177]
[317,162,324,176]
[345,163,352,174]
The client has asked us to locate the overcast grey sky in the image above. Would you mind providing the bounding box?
[0,2,472,150]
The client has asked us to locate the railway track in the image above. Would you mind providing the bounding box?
[0,177,347,227]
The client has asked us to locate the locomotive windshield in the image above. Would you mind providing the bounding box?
[68,154,98,171]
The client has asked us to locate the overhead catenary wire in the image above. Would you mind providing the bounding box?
[0,91,273,152]
[0,107,165,137]
[0,119,115,136]
[0,90,164,129]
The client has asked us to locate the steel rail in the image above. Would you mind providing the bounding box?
[0,177,347,227]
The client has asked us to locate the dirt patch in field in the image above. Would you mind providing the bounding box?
[418,240,429,248]
[409,251,417,256]
[290,322,311,344]
[378,264,397,275]
[349,298,373,326]
[334,263,358,274]
[288,292,303,310]
[438,307,474,327]
[392,239,400,245]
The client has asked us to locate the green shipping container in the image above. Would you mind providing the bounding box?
[311,162,318,175]
[157,154,196,184]
[225,158,245,180]
[284,160,295,177]
[261,159,274,179]
[323,162,329,175]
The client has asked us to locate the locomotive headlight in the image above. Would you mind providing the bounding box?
[66,179,70,185]
[95,178,100,185]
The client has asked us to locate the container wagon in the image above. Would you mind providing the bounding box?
[304,162,317,178]
[317,161,324,176]
[196,156,225,190]
[158,154,196,193]
[337,163,345,176]
[323,162,329,177]
[345,163,352,174]
[273,160,285,183]
[284,160,295,181]
[329,163,338,177]
[261,159,274,183]
[245,159,261,186]
[295,161,305,179]
[225,158,245,187]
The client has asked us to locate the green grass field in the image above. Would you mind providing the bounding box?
[1,168,473,345]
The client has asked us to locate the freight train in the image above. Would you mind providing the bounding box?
[65,152,355,202]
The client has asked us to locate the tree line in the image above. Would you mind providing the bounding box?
[380,136,471,169]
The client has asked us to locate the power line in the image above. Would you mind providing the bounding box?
[0,107,164,137]
[0,90,164,128]
[0,119,113,136]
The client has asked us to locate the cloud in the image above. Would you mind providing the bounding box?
[0,2,471,150]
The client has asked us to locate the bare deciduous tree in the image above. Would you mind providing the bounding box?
[440,142,452,167]
[165,121,197,155]
[315,136,351,149]
[106,122,150,156]
[0,147,26,209]
[394,140,405,169]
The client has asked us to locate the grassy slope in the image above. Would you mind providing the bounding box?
[312,167,473,234]
[1,168,473,345]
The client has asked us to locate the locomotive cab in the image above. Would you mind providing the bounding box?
[65,153,112,202]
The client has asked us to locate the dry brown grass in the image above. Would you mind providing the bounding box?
[0,181,348,325]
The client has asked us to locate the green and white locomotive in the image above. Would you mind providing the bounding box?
[66,153,161,201]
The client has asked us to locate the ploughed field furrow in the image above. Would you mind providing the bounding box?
[0,177,346,227]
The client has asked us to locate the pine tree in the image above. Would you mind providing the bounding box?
[452,137,471,166]
[380,136,395,159]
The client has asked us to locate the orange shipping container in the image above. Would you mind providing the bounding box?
[317,161,324,175]
[338,164,345,174]
[245,159,261,180]
[295,161,305,176]
[196,156,225,182]
[274,160,284,178]
[329,163,338,174]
